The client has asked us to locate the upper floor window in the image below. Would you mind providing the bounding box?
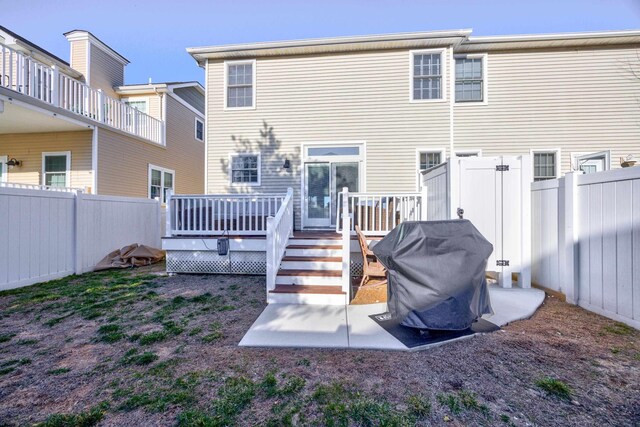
[195,118,204,142]
[230,153,260,185]
[533,150,560,181]
[124,99,148,114]
[149,165,174,203]
[412,51,444,101]
[226,60,255,109]
[42,152,70,188]
[455,55,485,102]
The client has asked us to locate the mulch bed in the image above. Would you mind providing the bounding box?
[0,265,638,426]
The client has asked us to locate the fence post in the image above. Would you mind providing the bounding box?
[341,187,351,300]
[561,172,579,304]
[420,180,429,221]
[165,189,173,238]
[73,190,84,275]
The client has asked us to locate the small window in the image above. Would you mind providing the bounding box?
[226,60,255,108]
[307,146,360,157]
[455,150,482,157]
[419,151,442,170]
[195,118,204,142]
[574,151,610,174]
[230,154,260,185]
[455,56,484,102]
[124,99,148,114]
[42,152,70,187]
[533,152,558,181]
[149,165,174,203]
[412,51,443,101]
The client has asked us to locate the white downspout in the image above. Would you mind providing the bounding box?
[449,46,455,160]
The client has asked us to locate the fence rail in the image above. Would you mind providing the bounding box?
[336,191,424,235]
[1,43,163,144]
[266,188,294,294]
[166,193,286,236]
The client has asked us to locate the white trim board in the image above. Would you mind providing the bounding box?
[0,155,7,183]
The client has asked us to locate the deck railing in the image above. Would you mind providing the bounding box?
[0,182,82,193]
[336,191,425,235]
[266,188,294,294]
[166,192,287,236]
[1,43,164,145]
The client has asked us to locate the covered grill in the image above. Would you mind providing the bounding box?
[373,220,494,330]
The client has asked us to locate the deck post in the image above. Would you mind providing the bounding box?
[341,187,351,301]
[165,189,173,238]
[266,216,275,297]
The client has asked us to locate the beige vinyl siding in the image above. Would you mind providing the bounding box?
[454,46,640,172]
[173,87,205,114]
[147,94,162,121]
[206,48,453,226]
[0,131,93,189]
[97,95,204,197]
[69,40,88,81]
[88,44,124,99]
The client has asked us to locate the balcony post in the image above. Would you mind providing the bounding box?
[341,187,351,299]
[51,65,59,106]
[97,89,104,122]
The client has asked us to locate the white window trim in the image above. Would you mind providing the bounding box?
[531,148,562,180]
[224,59,257,111]
[41,151,71,187]
[229,152,261,186]
[194,117,204,142]
[416,147,446,190]
[453,53,488,106]
[0,155,7,183]
[571,150,611,172]
[455,149,483,157]
[148,164,175,203]
[121,96,150,113]
[410,48,447,103]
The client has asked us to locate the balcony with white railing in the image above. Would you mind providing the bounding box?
[1,42,164,145]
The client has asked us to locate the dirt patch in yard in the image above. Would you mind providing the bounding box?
[0,266,638,426]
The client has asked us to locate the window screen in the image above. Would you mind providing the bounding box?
[413,53,442,100]
[455,57,483,102]
[534,152,557,181]
[227,63,253,108]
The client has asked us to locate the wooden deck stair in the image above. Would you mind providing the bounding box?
[267,232,347,305]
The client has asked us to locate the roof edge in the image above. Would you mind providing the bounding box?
[466,29,640,44]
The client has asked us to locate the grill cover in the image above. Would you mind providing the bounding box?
[372,220,493,330]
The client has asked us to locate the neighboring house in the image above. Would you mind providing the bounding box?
[187,29,640,230]
[0,26,204,200]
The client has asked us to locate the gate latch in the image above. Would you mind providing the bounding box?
[496,165,510,172]
[496,260,510,267]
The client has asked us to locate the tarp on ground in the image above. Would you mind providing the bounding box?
[372,220,493,330]
[95,244,165,271]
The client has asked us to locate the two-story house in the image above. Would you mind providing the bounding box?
[187,29,640,230]
[0,26,204,201]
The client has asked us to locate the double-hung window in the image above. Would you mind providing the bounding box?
[195,118,204,142]
[42,152,70,187]
[149,165,174,203]
[419,151,442,170]
[455,55,485,102]
[412,51,444,101]
[533,151,559,181]
[226,60,255,109]
[230,154,260,185]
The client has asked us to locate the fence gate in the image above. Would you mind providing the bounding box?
[422,155,532,288]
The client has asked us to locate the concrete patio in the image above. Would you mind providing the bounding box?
[239,286,546,351]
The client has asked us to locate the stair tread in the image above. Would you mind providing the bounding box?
[282,256,342,262]
[287,245,342,249]
[277,269,342,277]
[270,285,345,295]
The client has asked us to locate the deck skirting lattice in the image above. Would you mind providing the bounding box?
[166,250,266,275]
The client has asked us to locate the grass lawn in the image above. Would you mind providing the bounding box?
[0,265,638,426]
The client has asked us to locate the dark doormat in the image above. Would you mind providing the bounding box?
[369,312,500,349]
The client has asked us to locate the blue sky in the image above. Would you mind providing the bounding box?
[2,0,640,85]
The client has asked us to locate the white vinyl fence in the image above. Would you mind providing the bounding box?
[0,186,162,290]
[532,168,640,328]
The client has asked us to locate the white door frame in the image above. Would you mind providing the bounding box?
[300,142,365,229]
[0,155,7,183]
